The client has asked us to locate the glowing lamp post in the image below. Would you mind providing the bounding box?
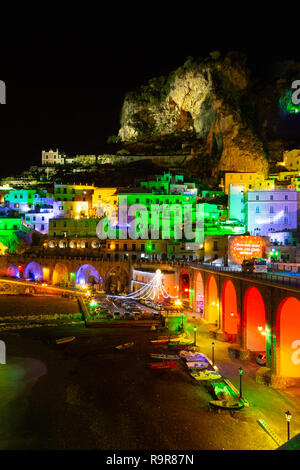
[194,327,197,346]
[212,342,215,366]
[285,411,292,441]
[238,367,243,399]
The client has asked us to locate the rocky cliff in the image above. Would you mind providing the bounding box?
[117,52,300,180]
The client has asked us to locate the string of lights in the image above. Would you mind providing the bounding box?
[107,269,178,301]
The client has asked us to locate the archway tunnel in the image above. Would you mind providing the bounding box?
[222,280,240,340]
[277,297,300,378]
[244,286,266,352]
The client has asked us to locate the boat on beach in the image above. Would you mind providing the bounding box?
[55,336,76,345]
[150,353,180,360]
[189,369,222,381]
[115,342,134,350]
[150,338,169,345]
[168,341,194,350]
[147,361,178,370]
[209,400,244,410]
[179,350,211,363]
[185,361,209,369]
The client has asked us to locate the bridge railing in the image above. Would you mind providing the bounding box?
[190,262,300,289]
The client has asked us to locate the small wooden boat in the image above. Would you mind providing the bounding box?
[150,353,180,360]
[147,361,178,370]
[115,342,134,350]
[186,361,209,369]
[189,369,222,381]
[168,342,194,350]
[209,400,244,410]
[150,334,184,344]
[150,338,169,345]
[180,351,210,362]
[56,336,76,345]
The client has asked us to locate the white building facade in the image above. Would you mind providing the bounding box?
[246,189,298,238]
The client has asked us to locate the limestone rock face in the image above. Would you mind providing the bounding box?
[118,53,271,176]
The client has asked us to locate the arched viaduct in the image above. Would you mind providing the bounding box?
[0,255,300,385]
[176,264,300,387]
[0,254,131,295]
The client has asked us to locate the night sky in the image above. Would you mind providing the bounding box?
[0,5,299,176]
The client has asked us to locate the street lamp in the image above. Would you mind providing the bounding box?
[239,367,243,399]
[194,327,197,346]
[212,342,215,366]
[285,411,292,441]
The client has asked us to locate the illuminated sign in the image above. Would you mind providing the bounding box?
[229,236,266,265]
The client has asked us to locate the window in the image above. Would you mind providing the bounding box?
[285,195,288,200]
[270,195,273,200]
[284,206,288,213]
[213,241,218,251]
[41,224,44,230]
[141,243,145,251]
[284,217,288,224]
[256,195,259,201]
[256,207,260,213]
[270,206,274,213]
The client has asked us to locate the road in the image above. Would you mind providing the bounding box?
[0,320,296,451]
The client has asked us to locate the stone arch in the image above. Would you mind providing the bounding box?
[179,268,190,300]
[75,264,99,286]
[222,280,240,339]
[24,261,43,281]
[53,262,69,286]
[243,286,266,352]
[194,271,204,316]
[7,264,20,278]
[105,265,129,294]
[276,297,300,378]
[206,275,219,325]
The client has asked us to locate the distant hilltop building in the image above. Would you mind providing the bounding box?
[42,149,65,166]
[281,149,300,171]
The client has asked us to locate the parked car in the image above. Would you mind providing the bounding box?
[256,352,267,366]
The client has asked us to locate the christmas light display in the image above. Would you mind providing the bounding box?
[108,269,178,301]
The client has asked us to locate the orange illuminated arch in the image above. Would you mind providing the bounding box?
[277,297,300,378]
[206,275,219,325]
[244,287,266,351]
[179,269,190,299]
[222,280,239,337]
[194,271,204,316]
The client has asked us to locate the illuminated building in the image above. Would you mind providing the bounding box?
[24,209,54,234]
[53,184,95,218]
[280,149,300,171]
[42,149,66,165]
[228,184,245,224]
[223,172,274,195]
[91,187,118,218]
[245,189,298,237]
[4,189,37,213]
[0,217,30,253]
